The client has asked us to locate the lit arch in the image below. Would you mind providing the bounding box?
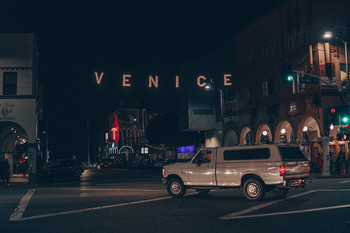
[275,120,294,143]
[256,124,272,144]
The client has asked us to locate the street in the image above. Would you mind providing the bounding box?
[1,168,350,233]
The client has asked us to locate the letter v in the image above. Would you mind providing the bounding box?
[95,72,104,85]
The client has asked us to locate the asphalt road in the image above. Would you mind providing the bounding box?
[1,168,350,233]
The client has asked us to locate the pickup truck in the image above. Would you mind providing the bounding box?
[162,144,310,201]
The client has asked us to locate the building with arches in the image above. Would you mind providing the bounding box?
[201,0,350,173]
[0,34,41,182]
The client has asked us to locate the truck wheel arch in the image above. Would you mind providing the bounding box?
[166,174,183,184]
[241,174,265,187]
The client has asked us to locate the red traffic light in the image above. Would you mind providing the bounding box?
[331,108,336,114]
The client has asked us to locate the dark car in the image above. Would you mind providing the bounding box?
[42,159,84,179]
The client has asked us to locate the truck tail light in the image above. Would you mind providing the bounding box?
[280,165,286,176]
[162,168,165,176]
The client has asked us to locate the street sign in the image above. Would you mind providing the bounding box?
[299,76,319,84]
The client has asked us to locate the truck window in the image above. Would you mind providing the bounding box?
[278,147,307,161]
[193,150,212,163]
[224,148,270,160]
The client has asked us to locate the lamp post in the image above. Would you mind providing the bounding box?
[323,30,349,101]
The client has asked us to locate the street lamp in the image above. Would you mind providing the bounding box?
[322,30,349,101]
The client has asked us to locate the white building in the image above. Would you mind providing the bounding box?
[0,34,40,183]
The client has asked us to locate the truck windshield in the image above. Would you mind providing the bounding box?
[278,147,307,161]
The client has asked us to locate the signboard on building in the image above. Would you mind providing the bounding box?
[299,76,319,84]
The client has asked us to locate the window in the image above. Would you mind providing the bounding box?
[3,72,17,95]
[193,150,212,164]
[224,148,270,160]
[278,147,307,161]
[262,40,278,62]
[262,79,274,97]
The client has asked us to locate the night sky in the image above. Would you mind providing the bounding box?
[1,0,284,159]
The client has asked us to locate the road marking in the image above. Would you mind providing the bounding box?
[219,189,350,220]
[219,204,350,220]
[9,192,194,222]
[339,179,350,184]
[219,190,316,219]
[9,189,36,221]
[40,187,165,192]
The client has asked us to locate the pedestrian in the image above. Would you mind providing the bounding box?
[4,159,10,186]
[316,153,323,173]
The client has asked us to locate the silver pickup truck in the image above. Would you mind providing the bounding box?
[162,144,310,201]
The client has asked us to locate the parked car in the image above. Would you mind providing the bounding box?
[97,159,114,169]
[42,159,84,179]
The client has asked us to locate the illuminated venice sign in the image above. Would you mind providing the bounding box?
[94,73,232,88]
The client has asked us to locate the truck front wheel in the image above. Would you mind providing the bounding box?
[167,178,186,198]
[243,178,265,201]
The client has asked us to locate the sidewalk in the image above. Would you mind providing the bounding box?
[5,174,31,188]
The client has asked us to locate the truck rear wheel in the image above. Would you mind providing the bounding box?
[243,178,265,201]
[167,178,186,198]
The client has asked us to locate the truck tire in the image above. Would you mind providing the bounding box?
[271,188,289,198]
[195,189,211,194]
[167,178,186,198]
[243,178,265,201]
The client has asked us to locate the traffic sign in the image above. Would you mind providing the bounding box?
[299,77,319,84]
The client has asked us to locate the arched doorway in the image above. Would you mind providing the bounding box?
[256,124,272,144]
[298,116,321,142]
[240,127,254,145]
[275,120,294,143]
[0,121,28,176]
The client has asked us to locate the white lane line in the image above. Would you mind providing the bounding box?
[219,189,350,220]
[40,187,165,192]
[13,195,172,222]
[339,180,350,184]
[9,189,36,221]
[220,204,350,220]
[10,192,194,222]
[220,190,316,219]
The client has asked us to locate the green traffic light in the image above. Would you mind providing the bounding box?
[341,116,349,124]
[287,75,293,82]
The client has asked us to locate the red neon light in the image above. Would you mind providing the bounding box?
[111,127,118,141]
[110,114,119,142]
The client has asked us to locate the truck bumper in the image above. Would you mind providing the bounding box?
[278,177,312,188]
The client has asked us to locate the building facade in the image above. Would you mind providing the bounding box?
[0,34,41,181]
[211,0,350,173]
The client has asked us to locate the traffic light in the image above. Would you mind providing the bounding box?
[341,115,350,124]
[282,63,293,82]
[329,105,350,126]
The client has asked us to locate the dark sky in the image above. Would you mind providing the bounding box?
[1,0,284,158]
